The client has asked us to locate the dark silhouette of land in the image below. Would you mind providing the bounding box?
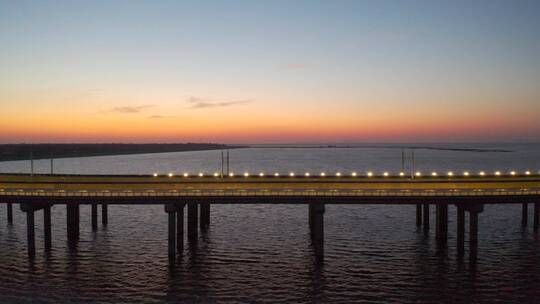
[0,143,246,161]
[250,144,511,153]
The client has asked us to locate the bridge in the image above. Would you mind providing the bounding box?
[1,171,539,264]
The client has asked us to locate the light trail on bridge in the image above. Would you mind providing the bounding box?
[0,173,539,203]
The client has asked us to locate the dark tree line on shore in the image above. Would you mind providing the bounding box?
[0,143,244,161]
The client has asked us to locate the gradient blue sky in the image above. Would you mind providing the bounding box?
[1,0,539,143]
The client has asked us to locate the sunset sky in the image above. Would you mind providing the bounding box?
[1,0,539,143]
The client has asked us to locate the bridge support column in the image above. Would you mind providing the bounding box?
[187,203,198,241]
[522,203,528,227]
[311,203,325,263]
[102,203,108,226]
[177,203,185,255]
[423,204,429,232]
[464,204,484,262]
[91,203,98,232]
[7,203,13,224]
[436,204,448,247]
[66,204,80,242]
[308,204,313,239]
[435,205,440,239]
[21,203,51,257]
[44,205,52,251]
[165,204,176,260]
[416,204,422,226]
[534,203,539,233]
[456,204,465,258]
[469,211,479,262]
[200,203,210,231]
[24,204,36,258]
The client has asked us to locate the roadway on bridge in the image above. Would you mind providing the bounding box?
[1,174,539,199]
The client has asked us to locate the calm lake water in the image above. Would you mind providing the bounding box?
[1,144,540,303]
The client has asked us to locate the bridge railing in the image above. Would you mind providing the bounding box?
[1,189,539,197]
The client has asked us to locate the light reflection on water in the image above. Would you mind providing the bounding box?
[1,144,540,303]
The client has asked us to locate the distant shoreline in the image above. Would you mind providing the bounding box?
[248,145,513,153]
[0,143,514,162]
[0,143,248,162]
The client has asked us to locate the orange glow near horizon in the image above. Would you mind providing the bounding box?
[2,74,539,143]
[1,105,538,143]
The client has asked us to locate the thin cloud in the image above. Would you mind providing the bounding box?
[187,97,253,109]
[147,115,176,119]
[106,105,156,114]
[187,96,206,103]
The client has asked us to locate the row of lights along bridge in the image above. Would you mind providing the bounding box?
[153,170,538,178]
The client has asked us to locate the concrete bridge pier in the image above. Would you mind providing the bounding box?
[436,204,448,247]
[464,203,484,262]
[91,203,98,231]
[534,203,539,232]
[416,204,422,226]
[522,203,528,227]
[20,203,52,257]
[310,203,325,263]
[165,204,177,260]
[200,202,210,231]
[456,204,465,258]
[308,204,313,239]
[21,203,36,258]
[423,204,430,233]
[102,204,108,226]
[7,203,13,224]
[177,203,185,254]
[435,205,440,241]
[26,207,35,258]
[44,205,52,251]
[165,203,186,260]
[187,202,198,241]
[66,204,80,243]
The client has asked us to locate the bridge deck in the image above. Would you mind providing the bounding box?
[1,173,539,204]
